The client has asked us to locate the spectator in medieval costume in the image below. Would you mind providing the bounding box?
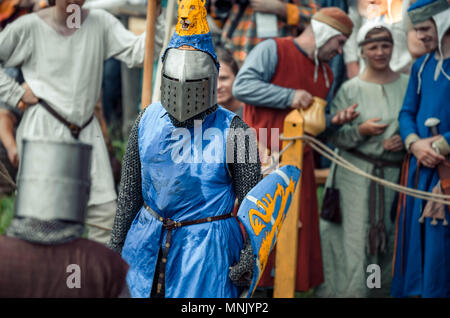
[344,0,413,78]
[233,7,357,294]
[407,0,430,60]
[316,21,409,298]
[0,0,44,195]
[0,105,21,195]
[109,0,261,298]
[392,0,450,298]
[216,46,244,117]
[318,0,351,98]
[0,0,164,244]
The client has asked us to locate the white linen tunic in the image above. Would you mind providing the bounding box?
[0,9,163,205]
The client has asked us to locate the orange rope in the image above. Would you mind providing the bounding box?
[392,154,410,277]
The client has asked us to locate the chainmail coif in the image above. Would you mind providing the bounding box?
[108,106,262,288]
[6,217,84,245]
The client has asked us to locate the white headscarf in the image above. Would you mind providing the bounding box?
[311,19,342,88]
[431,8,450,81]
[415,7,450,93]
[356,18,393,46]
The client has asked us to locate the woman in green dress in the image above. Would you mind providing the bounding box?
[316,21,409,297]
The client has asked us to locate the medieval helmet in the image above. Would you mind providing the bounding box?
[160,0,220,122]
[14,139,92,224]
[161,48,218,122]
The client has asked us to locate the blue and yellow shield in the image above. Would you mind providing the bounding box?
[237,165,301,298]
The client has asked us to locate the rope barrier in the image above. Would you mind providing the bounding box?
[270,134,450,206]
[1,134,448,206]
[261,141,294,175]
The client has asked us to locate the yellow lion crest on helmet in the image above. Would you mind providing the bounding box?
[176,0,210,36]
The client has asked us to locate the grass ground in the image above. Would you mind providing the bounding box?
[110,126,127,163]
[0,194,14,235]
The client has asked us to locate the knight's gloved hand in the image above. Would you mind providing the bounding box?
[229,241,254,287]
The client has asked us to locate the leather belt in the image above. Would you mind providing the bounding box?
[39,99,94,139]
[143,202,234,297]
[348,149,401,256]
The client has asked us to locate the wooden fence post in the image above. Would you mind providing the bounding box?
[152,0,178,103]
[273,109,304,298]
[141,0,158,109]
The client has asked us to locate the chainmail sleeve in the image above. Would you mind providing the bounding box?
[227,115,261,286]
[227,116,262,203]
[108,110,145,254]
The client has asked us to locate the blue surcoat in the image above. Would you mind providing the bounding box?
[122,103,244,298]
[392,53,450,298]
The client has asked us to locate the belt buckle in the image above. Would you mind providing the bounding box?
[163,218,180,230]
[69,124,81,139]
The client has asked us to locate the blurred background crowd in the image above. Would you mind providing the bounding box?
[0,0,448,298]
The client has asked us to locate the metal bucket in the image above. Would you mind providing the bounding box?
[15,139,92,223]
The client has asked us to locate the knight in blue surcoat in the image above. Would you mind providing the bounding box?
[108,0,261,298]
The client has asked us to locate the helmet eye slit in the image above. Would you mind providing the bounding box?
[163,74,180,82]
[186,78,208,83]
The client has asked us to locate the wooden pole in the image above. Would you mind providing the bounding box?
[152,0,178,103]
[273,109,304,298]
[141,0,158,110]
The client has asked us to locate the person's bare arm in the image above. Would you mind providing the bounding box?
[17,82,39,112]
[249,0,287,17]
[0,15,34,107]
[0,109,18,167]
